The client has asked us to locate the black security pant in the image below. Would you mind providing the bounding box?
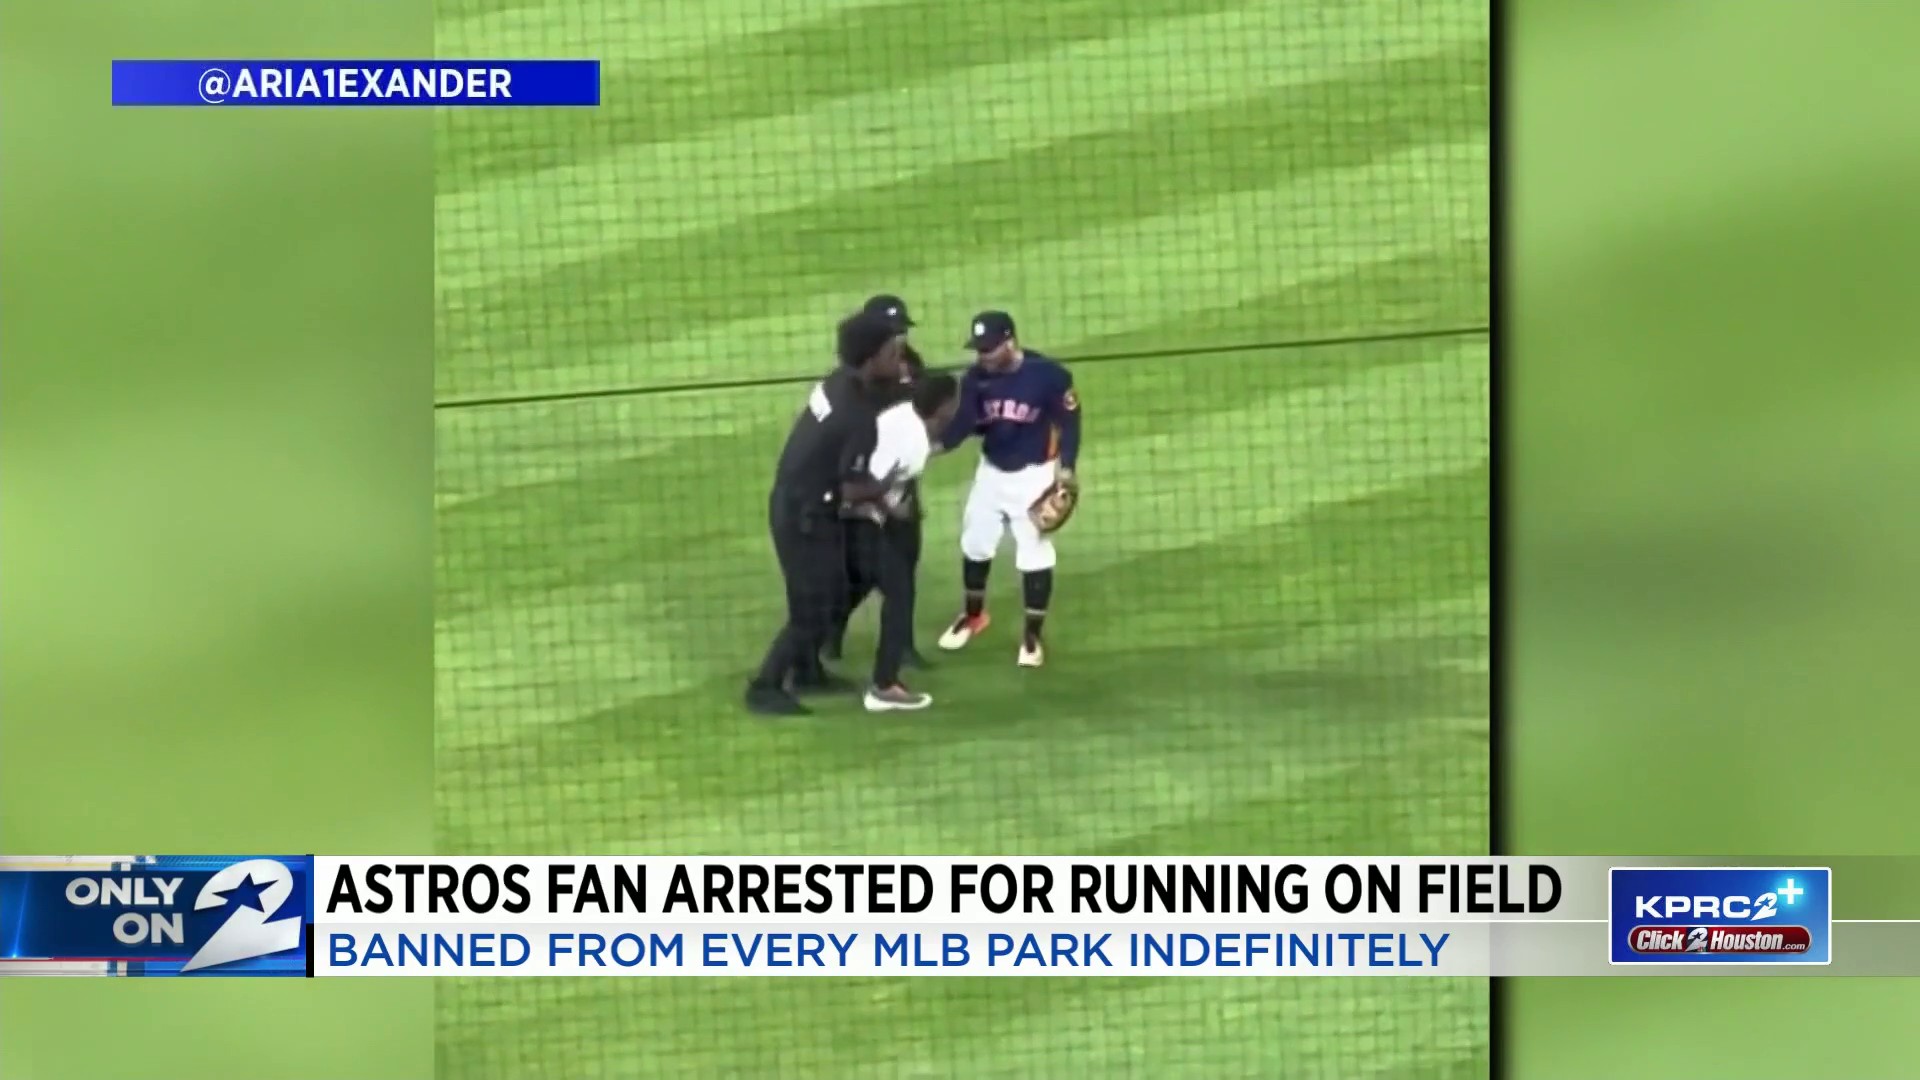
[751,491,848,691]
[844,517,920,686]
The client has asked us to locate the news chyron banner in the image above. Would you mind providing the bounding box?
[5,856,1913,978]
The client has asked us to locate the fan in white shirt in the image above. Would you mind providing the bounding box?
[865,373,960,517]
[871,401,932,511]
[850,372,961,713]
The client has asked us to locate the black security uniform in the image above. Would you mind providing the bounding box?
[749,365,886,697]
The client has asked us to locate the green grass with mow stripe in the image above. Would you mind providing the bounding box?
[433,0,1490,1075]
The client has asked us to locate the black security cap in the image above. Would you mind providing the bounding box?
[965,310,1016,352]
[837,310,900,367]
[863,294,915,330]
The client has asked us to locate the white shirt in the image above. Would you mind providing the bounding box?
[869,401,931,494]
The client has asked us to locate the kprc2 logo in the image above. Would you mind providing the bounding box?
[1609,867,1831,965]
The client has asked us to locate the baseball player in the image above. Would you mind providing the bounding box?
[936,311,1080,667]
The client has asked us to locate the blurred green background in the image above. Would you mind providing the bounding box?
[0,1,435,1078]
[3,2,1918,1079]
[1510,1,1920,1077]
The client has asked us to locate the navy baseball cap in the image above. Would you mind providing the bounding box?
[965,310,1016,351]
[863,294,915,330]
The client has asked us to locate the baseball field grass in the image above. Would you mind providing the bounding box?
[433,0,1491,1075]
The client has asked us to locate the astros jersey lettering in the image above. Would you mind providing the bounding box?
[943,352,1080,470]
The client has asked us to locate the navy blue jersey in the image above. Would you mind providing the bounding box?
[940,352,1080,471]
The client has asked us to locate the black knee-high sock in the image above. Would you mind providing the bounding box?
[963,558,991,618]
[1022,568,1053,640]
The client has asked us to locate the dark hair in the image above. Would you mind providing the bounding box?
[911,372,959,417]
[836,311,899,368]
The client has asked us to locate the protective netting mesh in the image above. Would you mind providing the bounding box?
[433,0,1490,1073]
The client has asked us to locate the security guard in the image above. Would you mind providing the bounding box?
[828,294,931,667]
[745,311,909,716]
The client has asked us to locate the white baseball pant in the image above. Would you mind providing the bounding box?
[959,460,1059,572]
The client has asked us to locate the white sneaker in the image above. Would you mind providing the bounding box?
[864,684,933,712]
[937,612,990,651]
[1017,637,1045,668]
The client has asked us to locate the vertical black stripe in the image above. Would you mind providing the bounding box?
[1488,0,1510,1076]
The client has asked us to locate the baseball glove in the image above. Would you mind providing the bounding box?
[1028,472,1080,534]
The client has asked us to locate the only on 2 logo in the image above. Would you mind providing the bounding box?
[0,855,311,977]
[183,858,305,972]
[1609,866,1831,965]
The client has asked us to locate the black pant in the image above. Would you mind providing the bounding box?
[844,517,920,686]
[751,491,848,691]
[841,515,922,626]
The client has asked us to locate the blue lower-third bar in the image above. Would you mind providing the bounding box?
[111,60,600,107]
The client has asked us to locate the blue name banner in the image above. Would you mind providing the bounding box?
[111,60,600,107]
[1609,866,1831,965]
[0,856,312,976]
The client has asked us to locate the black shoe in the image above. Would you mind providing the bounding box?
[792,669,859,695]
[745,683,809,716]
[903,647,934,671]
